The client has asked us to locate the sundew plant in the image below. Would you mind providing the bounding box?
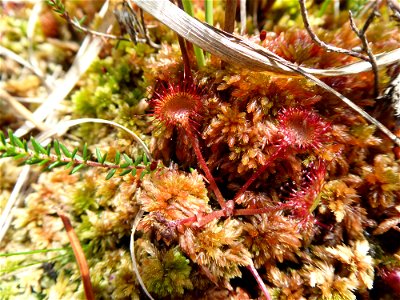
[0,0,400,299]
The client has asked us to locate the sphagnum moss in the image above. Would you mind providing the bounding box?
[1,1,400,299]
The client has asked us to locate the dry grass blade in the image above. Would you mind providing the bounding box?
[0,90,48,131]
[132,0,400,76]
[58,212,94,300]
[0,45,52,89]
[0,166,30,245]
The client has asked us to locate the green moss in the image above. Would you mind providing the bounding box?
[71,176,99,215]
[137,239,193,298]
[0,16,29,53]
[71,42,151,138]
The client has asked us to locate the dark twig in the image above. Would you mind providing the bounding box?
[388,0,400,21]
[139,8,161,49]
[47,0,129,41]
[114,1,145,43]
[298,0,369,61]
[224,0,237,34]
[47,0,160,48]
[222,0,237,69]
[116,0,160,48]
[349,6,380,97]
[175,0,193,81]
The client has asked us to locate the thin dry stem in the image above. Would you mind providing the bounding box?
[349,7,380,97]
[130,209,156,300]
[47,0,128,42]
[0,45,53,89]
[222,0,237,69]
[0,90,48,131]
[388,0,400,21]
[240,0,246,35]
[139,7,161,49]
[176,0,193,81]
[0,166,30,244]
[58,212,94,300]
[298,0,369,61]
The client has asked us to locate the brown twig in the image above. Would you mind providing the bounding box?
[58,212,94,300]
[47,0,161,48]
[298,0,369,61]
[177,35,193,80]
[349,5,380,97]
[222,0,237,69]
[139,8,161,49]
[59,7,129,41]
[175,0,194,81]
[388,0,400,21]
[224,0,237,33]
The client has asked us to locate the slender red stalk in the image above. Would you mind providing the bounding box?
[233,146,287,202]
[186,127,227,210]
[247,263,272,300]
[176,205,280,228]
[196,210,226,227]
[233,206,278,216]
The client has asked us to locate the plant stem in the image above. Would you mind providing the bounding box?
[233,146,287,202]
[224,0,237,33]
[204,0,213,59]
[0,142,144,171]
[58,212,94,300]
[205,0,213,26]
[181,0,206,67]
[186,128,226,210]
[221,0,237,69]
[247,263,272,300]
